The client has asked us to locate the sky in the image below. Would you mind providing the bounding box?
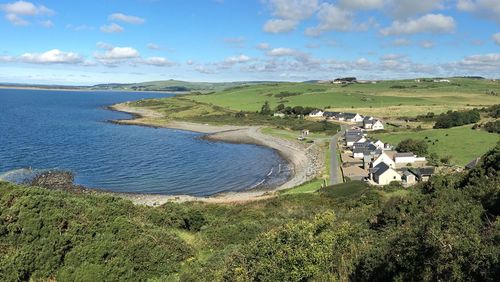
[0,0,499,85]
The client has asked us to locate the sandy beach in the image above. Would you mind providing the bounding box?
[108,102,325,205]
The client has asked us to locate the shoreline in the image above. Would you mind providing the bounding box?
[108,102,324,205]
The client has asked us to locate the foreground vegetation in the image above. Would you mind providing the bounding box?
[1,143,499,281]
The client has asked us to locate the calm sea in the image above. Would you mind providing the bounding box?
[0,89,290,196]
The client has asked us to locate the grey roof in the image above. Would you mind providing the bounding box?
[310,110,323,115]
[346,135,364,143]
[354,144,379,155]
[409,167,435,177]
[395,152,415,158]
[372,162,390,177]
[343,113,359,119]
[324,111,342,117]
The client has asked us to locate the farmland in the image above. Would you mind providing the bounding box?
[189,78,500,117]
[371,125,499,166]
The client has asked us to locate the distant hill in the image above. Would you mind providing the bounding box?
[89,80,281,92]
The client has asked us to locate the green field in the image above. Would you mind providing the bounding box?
[372,125,499,166]
[188,78,500,117]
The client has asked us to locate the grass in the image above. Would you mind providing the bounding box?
[320,181,369,199]
[281,179,325,195]
[371,125,499,166]
[188,79,500,115]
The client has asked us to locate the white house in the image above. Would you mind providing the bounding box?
[371,162,402,185]
[373,140,385,150]
[308,110,324,118]
[372,152,395,168]
[371,120,384,130]
[363,118,384,130]
[344,113,363,123]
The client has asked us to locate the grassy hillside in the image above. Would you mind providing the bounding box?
[188,78,500,117]
[1,143,499,281]
[371,125,499,166]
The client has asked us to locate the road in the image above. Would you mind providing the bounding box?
[329,125,347,185]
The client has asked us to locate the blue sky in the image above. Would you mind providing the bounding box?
[0,0,499,85]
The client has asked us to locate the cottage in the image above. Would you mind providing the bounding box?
[402,170,417,185]
[410,167,435,182]
[373,140,385,149]
[371,162,401,185]
[308,110,324,118]
[394,152,416,165]
[372,152,395,168]
[345,129,366,146]
[363,118,384,130]
[273,112,285,118]
[323,111,342,119]
[343,113,364,123]
[302,129,310,136]
[352,143,378,159]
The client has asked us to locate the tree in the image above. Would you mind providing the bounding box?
[260,101,271,115]
[275,103,285,113]
[396,139,428,156]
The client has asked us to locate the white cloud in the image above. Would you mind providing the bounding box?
[264,0,318,21]
[305,4,355,36]
[262,0,318,33]
[100,23,124,33]
[40,19,53,28]
[263,19,297,33]
[20,49,82,64]
[385,0,445,19]
[266,47,299,57]
[66,24,94,31]
[457,0,500,24]
[142,57,174,67]
[147,43,161,50]
[493,33,500,45]
[223,37,246,48]
[392,38,412,46]
[108,13,145,25]
[339,0,384,10]
[420,40,435,48]
[5,13,27,25]
[94,47,140,63]
[224,55,251,64]
[453,53,500,72]
[0,55,15,62]
[256,42,271,50]
[1,1,54,26]
[1,1,53,16]
[380,14,455,35]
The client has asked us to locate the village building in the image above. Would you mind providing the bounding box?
[409,167,435,182]
[308,110,324,118]
[371,162,402,185]
[372,151,396,168]
[394,152,416,165]
[363,118,384,130]
[345,129,366,146]
[343,113,364,123]
[402,170,417,185]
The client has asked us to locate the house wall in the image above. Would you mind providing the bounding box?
[372,122,384,130]
[375,170,402,185]
[395,156,416,164]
